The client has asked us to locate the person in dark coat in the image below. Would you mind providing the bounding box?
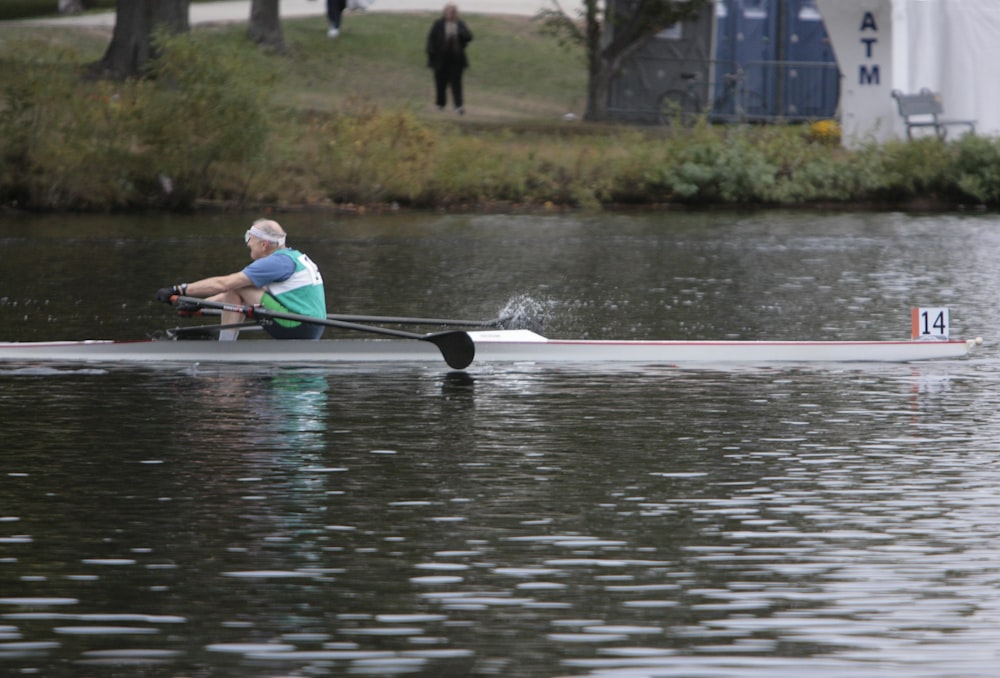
[426,4,473,114]
[326,0,346,38]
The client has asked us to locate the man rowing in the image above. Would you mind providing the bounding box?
[156,219,327,340]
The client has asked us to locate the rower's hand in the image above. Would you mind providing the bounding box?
[155,286,179,303]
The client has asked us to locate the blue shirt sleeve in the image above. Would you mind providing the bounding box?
[242,252,295,288]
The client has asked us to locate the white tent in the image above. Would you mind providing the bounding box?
[816,0,1000,147]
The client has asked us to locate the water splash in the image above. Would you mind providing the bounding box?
[497,294,552,333]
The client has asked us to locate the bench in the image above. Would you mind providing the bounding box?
[891,89,976,140]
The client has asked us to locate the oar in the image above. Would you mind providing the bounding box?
[328,313,508,328]
[192,308,507,328]
[172,296,475,369]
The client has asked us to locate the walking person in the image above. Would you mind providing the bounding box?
[155,219,327,341]
[327,0,346,37]
[426,4,473,114]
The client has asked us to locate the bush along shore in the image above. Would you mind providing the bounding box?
[3,20,1000,213]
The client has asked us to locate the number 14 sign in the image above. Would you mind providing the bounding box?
[911,307,949,340]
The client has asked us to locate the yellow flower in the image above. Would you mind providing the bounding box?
[809,119,841,144]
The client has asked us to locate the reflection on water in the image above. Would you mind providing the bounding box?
[2,211,1000,676]
[5,360,1000,677]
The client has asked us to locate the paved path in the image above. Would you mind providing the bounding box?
[16,0,545,27]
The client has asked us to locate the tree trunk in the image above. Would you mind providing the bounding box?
[582,0,709,122]
[249,0,286,52]
[583,0,606,121]
[92,0,190,80]
[586,71,613,122]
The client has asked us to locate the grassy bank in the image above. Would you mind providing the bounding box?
[2,12,1000,212]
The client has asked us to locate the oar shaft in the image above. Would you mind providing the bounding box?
[193,308,502,328]
[329,313,503,328]
[175,296,425,339]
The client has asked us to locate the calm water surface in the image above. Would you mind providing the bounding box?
[2,210,1000,677]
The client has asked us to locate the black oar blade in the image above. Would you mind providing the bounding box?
[426,331,475,370]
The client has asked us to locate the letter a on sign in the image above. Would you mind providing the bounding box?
[860,11,877,31]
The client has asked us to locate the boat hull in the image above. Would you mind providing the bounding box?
[0,330,980,367]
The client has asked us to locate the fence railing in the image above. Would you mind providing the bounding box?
[609,57,841,125]
[744,60,841,122]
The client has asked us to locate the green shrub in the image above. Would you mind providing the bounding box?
[310,98,436,206]
[862,138,952,201]
[0,31,271,210]
[136,31,272,208]
[425,132,529,205]
[655,125,777,204]
[0,42,142,209]
[949,135,1000,204]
